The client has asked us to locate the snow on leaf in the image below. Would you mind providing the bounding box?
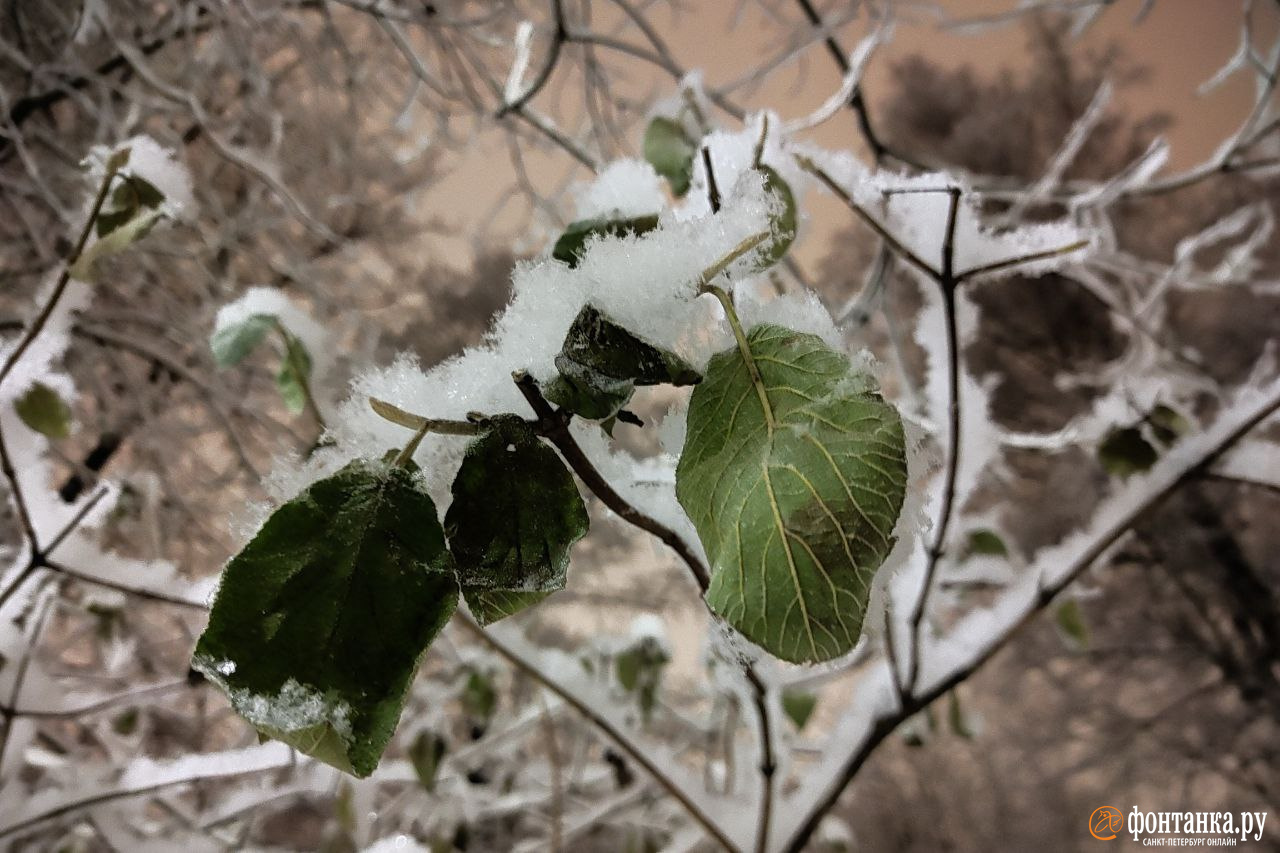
[753,165,797,270]
[210,314,274,368]
[544,304,702,421]
[193,459,457,777]
[676,324,907,663]
[573,158,668,220]
[552,214,660,269]
[211,288,331,385]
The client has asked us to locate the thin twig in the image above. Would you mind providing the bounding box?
[457,615,739,852]
[512,373,711,589]
[540,698,565,853]
[791,0,922,169]
[701,147,721,213]
[954,239,1090,283]
[0,158,120,560]
[795,155,940,280]
[368,397,486,436]
[497,0,567,117]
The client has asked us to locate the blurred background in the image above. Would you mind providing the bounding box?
[0,1,1277,850]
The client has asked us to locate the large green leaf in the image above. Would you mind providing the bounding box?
[676,324,907,663]
[643,117,696,196]
[192,459,457,777]
[544,304,701,421]
[446,415,588,623]
[552,214,660,268]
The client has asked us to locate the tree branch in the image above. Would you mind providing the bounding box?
[903,187,961,695]
[512,371,777,851]
[791,0,922,169]
[782,376,1280,851]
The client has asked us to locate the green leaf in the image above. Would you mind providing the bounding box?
[676,324,907,664]
[1098,426,1158,477]
[464,589,553,626]
[781,689,818,731]
[947,690,976,739]
[14,382,72,439]
[753,166,797,270]
[97,175,165,237]
[276,329,312,415]
[552,214,660,269]
[1055,599,1089,650]
[1148,404,1190,447]
[544,304,701,421]
[615,648,642,692]
[192,459,457,777]
[544,364,636,421]
[335,781,356,833]
[462,668,497,723]
[409,729,448,792]
[111,707,139,736]
[643,117,696,196]
[961,528,1008,560]
[614,638,668,722]
[70,207,164,282]
[210,314,275,368]
[446,415,588,623]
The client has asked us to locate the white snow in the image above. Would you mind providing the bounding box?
[300,167,778,509]
[572,158,666,220]
[225,677,354,745]
[211,287,334,385]
[85,135,196,221]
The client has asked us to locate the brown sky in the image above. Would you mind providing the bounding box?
[421,1,1271,269]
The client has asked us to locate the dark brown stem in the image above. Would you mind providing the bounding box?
[904,188,961,695]
[496,0,567,117]
[795,156,940,281]
[954,239,1090,283]
[512,371,775,851]
[513,372,710,589]
[0,159,120,574]
[702,146,722,213]
[791,0,923,170]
